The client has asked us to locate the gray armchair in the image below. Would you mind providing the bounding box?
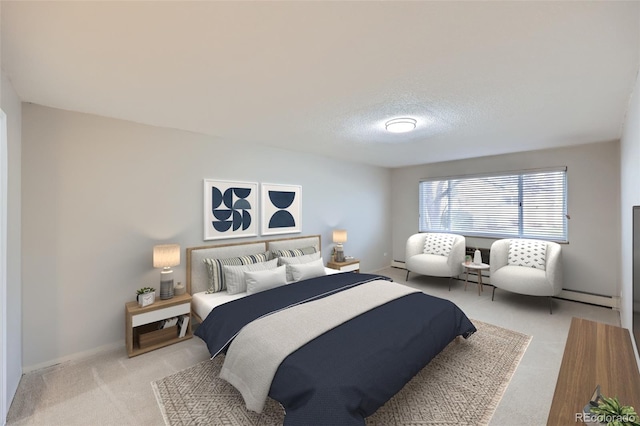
[490,238,563,314]
[405,233,466,289]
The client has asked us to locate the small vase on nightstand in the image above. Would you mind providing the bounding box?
[473,249,482,265]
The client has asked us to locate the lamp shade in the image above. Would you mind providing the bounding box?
[333,230,347,244]
[153,244,180,268]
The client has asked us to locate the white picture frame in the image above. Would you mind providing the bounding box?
[261,183,302,236]
[203,179,258,240]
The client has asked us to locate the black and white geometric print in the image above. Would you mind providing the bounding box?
[507,239,547,270]
[423,233,455,257]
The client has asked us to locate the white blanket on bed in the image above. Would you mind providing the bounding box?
[219,280,420,413]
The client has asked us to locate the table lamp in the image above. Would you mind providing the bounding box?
[153,244,180,300]
[333,229,347,262]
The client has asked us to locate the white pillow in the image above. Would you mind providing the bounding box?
[278,252,322,281]
[287,258,326,282]
[245,266,288,295]
[223,258,279,295]
[508,239,547,270]
[423,233,455,256]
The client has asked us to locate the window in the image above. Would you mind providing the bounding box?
[419,168,567,242]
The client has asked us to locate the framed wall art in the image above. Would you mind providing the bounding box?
[203,179,258,240]
[261,183,302,236]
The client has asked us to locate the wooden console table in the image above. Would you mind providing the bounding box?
[547,317,640,425]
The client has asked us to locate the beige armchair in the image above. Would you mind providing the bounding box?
[490,238,563,314]
[405,233,466,290]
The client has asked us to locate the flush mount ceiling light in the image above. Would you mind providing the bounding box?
[385,117,417,133]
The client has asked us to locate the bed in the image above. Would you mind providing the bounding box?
[186,235,339,322]
[188,235,476,425]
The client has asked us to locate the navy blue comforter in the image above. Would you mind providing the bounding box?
[195,273,476,425]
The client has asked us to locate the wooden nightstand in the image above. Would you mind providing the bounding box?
[327,258,360,273]
[125,293,192,357]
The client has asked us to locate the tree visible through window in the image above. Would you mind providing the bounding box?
[419,168,567,242]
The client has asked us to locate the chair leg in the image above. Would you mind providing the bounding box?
[549,297,553,315]
[491,286,496,301]
[448,277,452,291]
[405,270,410,281]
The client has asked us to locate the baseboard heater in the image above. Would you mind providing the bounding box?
[392,260,616,309]
[556,290,617,309]
[391,260,406,269]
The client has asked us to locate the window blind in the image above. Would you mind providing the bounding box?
[418,168,567,242]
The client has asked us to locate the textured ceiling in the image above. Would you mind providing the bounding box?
[2,1,639,168]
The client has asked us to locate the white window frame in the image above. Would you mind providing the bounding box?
[419,167,568,242]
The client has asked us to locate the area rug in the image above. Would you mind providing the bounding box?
[152,320,531,426]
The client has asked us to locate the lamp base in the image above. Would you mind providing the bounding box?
[160,269,174,300]
[335,245,345,263]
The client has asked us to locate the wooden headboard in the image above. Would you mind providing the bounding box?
[186,235,321,295]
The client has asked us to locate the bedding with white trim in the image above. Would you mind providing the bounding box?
[219,279,421,413]
[195,272,476,425]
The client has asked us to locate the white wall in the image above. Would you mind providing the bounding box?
[1,54,23,423]
[21,104,391,369]
[391,141,621,297]
[620,69,640,353]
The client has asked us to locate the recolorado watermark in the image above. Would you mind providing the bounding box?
[575,412,639,423]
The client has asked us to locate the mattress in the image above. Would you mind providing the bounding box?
[192,267,341,321]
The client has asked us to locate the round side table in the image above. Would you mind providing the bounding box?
[462,262,490,296]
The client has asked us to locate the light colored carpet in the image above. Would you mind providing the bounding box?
[152,320,531,426]
[7,267,620,426]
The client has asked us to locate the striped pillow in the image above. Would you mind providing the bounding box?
[223,259,279,295]
[203,252,269,293]
[271,246,317,258]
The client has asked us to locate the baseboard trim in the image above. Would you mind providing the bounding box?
[22,341,123,374]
